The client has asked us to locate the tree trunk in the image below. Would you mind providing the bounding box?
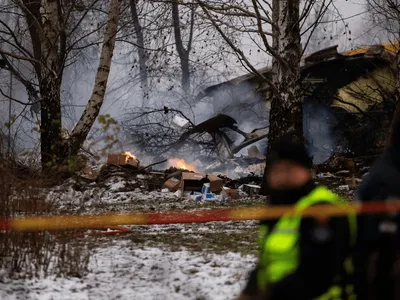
[40,77,62,166]
[267,0,303,151]
[67,0,121,156]
[130,0,149,104]
[171,0,192,94]
[180,53,190,94]
[261,0,303,195]
[39,0,63,167]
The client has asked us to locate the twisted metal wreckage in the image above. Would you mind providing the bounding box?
[182,41,399,162]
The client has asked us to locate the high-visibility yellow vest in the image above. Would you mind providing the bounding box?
[257,186,357,300]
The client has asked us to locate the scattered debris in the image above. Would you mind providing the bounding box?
[337,185,350,191]
[240,184,261,196]
[176,114,269,162]
[247,145,266,160]
[343,176,362,189]
[107,152,139,167]
[173,115,190,128]
[71,148,368,205]
[79,166,99,181]
[315,156,352,174]
[221,187,239,200]
[162,177,181,192]
[180,172,224,194]
[159,168,253,201]
[167,158,197,172]
[234,163,265,177]
[335,170,351,176]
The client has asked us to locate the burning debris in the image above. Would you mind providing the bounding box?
[74,151,263,201]
[65,147,366,211]
[107,152,139,167]
[167,158,197,172]
[162,170,227,200]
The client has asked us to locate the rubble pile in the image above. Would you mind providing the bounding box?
[70,150,369,207]
[204,157,265,178]
[314,154,371,190]
[73,152,264,202]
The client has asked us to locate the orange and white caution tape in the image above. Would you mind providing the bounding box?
[0,200,399,232]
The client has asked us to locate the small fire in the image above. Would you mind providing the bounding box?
[168,158,196,172]
[123,151,136,159]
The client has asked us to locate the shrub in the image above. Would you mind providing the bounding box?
[0,157,91,279]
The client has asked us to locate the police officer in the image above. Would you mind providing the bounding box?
[236,136,357,300]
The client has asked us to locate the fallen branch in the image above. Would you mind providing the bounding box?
[140,159,168,171]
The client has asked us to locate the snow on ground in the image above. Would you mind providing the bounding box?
[45,175,267,215]
[8,172,261,299]
[0,240,256,300]
[45,176,181,211]
[1,164,360,300]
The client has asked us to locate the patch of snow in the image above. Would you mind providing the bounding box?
[337,185,349,191]
[109,181,125,191]
[0,242,256,300]
[316,172,334,178]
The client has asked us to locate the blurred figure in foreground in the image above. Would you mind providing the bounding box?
[355,118,400,300]
[236,136,357,300]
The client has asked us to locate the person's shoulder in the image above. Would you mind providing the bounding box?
[310,185,342,203]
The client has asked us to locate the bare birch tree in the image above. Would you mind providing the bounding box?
[0,0,121,170]
[67,0,121,157]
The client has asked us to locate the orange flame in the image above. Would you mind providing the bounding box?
[168,158,196,172]
[123,151,136,160]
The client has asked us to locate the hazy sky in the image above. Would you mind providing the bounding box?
[101,0,374,115]
[53,0,382,147]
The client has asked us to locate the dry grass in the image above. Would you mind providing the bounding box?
[0,157,91,279]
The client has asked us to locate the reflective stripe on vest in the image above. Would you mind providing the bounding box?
[257,186,357,298]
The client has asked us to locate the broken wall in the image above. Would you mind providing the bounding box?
[332,65,396,113]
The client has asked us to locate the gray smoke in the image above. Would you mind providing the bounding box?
[303,100,338,164]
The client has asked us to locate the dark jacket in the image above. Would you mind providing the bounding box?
[242,185,352,300]
[355,143,400,300]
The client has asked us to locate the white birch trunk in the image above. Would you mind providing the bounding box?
[68,0,121,155]
[267,0,303,151]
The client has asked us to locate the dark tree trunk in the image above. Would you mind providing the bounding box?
[38,0,64,170]
[40,77,63,167]
[130,0,149,103]
[261,0,303,194]
[180,53,190,94]
[171,0,193,94]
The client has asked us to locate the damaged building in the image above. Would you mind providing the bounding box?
[195,42,398,162]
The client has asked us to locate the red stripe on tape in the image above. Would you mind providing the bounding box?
[0,219,11,230]
[147,209,232,224]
